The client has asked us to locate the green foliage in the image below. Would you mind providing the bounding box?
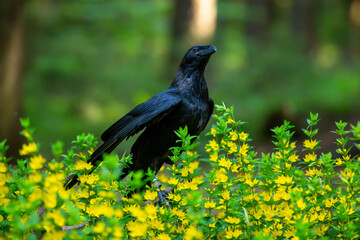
[23,1,360,153]
[1,104,360,239]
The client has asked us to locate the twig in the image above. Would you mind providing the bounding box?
[62,222,87,231]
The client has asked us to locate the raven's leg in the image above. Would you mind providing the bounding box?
[152,178,171,203]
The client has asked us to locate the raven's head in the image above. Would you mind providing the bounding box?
[179,45,216,74]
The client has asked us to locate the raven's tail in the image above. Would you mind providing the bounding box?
[64,139,121,190]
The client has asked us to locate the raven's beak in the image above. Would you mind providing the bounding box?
[196,45,217,56]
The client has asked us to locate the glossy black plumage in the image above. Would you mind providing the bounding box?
[65,45,216,189]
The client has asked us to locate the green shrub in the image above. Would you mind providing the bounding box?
[1,104,360,239]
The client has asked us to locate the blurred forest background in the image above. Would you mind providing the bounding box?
[1,0,360,160]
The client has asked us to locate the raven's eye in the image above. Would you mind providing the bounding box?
[194,48,201,57]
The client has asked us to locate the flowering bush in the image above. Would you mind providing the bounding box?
[1,104,360,239]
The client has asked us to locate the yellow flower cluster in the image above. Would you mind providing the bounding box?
[1,107,360,239]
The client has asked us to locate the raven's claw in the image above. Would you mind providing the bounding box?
[157,189,170,203]
[153,178,170,203]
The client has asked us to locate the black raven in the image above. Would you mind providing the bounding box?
[64,45,216,190]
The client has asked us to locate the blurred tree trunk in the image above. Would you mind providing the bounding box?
[291,0,317,53]
[347,0,360,62]
[168,0,217,77]
[244,0,274,43]
[170,0,194,62]
[0,0,25,161]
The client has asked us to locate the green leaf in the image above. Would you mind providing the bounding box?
[51,140,64,158]
[19,117,30,129]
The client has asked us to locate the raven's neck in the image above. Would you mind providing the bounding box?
[170,69,209,101]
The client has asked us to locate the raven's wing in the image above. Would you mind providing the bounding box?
[64,89,182,190]
[207,98,214,123]
[101,88,182,142]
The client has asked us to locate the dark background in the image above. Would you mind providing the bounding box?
[1,0,360,159]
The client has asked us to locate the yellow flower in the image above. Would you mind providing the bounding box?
[186,151,197,157]
[225,216,240,224]
[221,190,230,200]
[127,221,148,238]
[144,203,157,219]
[305,167,318,177]
[29,154,46,170]
[209,152,218,162]
[229,130,238,141]
[181,167,189,177]
[114,208,123,219]
[227,141,237,154]
[226,118,235,124]
[44,192,57,208]
[335,158,343,166]
[168,177,179,186]
[129,206,147,222]
[172,207,186,221]
[218,157,232,170]
[239,143,249,156]
[245,178,259,187]
[304,153,316,162]
[0,163,7,173]
[217,211,226,219]
[206,140,219,152]
[28,172,42,183]
[75,160,92,171]
[347,206,355,215]
[86,174,99,185]
[204,200,216,209]
[113,226,124,238]
[189,161,199,173]
[296,198,306,210]
[213,168,228,185]
[192,176,204,186]
[0,196,10,206]
[178,180,199,191]
[19,142,37,156]
[168,192,181,202]
[274,175,293,185]
[232,229,243,238]
[184,225,203,240]
[22,129,31,139]
[58,188,70,200]
[28,187,42,202]
[47,209,65,227]
[225,227,243,239]
[44,173,65,193]
[87,147,94,155]
[158,173,169,183]
[239,131,248,141]
[263,205,276,221]
[144,190,158,201]
[273,190,290,201]
[231,163,240,172]
[93,221,105,233]
[209,222,216,228]
[157,233,171,240]
[42,231,65,240]
[210,128,217,137]
[315,225,329,237]
[93,205,114,218]
[288,153,299,162]
[303,139,318,150]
